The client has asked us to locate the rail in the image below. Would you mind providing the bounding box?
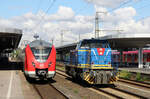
[56,69,146,99]
[32,82,68,99]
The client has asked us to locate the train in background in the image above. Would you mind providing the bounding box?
[112,50,150,68]
[24,39,56,81]
[65,39,118,84]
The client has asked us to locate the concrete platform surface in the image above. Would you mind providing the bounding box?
[0,70,40,99]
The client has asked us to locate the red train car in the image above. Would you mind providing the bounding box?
[24,40,56,80]
[112,50,150,67]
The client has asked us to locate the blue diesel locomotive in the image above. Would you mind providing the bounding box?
[65,39,118,84]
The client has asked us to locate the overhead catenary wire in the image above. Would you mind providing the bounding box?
[22,0,56,41]
[35,0,43,15]
[94,0,133,36]
[107,0,147,13]
[107,0,150,21]
[134,0,150,21]
[108,0,133,13]
[32,0,56,34]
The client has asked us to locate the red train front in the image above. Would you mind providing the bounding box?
[24,40,56,80]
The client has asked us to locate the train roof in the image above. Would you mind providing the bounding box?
[81,38,108,43]
[112,50,150,55]
[29,40,52,48]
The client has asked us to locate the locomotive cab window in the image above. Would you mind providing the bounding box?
[80,40,109,48]
[31,47,52,63]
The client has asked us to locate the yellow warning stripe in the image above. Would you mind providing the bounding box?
[92,64,111,66]
[66,64,113,69]
[109,75,119,83]
[79,64,90,66]
[91,67,113,69]
[84,73,94,84]
[85,74,90,81]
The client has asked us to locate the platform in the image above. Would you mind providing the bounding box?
[0,69,40,99]
[0,27,22,53]
[100,33,150,48]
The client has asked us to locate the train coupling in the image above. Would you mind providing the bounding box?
[36,69,48,77]
[37,70,47,76]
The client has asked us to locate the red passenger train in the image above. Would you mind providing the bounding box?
[112,50,150,67]
[24,40,56,80]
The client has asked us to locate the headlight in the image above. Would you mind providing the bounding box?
[32,62,35,67]
[48,62,52,67]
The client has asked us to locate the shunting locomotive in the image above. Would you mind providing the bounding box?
[24,40,56,80]
[65,39,118,84]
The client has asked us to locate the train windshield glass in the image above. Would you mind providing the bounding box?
[80,41,109,48]
[31,47,52,63]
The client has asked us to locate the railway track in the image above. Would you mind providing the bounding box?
[118,78,150,89]
[32,81,68,99]
[56,69,147,99]
[56,64,150,88]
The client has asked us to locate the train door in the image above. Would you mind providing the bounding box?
[131,53,137,66]
[147,53,150,68]
[144,52,150,68]
[124,53,128,66]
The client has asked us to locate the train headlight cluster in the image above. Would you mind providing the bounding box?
[48,62,52,67]
[32,62,36,67]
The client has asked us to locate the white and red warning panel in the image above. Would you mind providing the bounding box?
[97,48,105,55]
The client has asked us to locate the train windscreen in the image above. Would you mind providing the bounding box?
[31,47,52,63]
[80,41,109,48]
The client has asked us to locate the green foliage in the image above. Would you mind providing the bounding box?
[56,65,65,71]
[84,96,87,99]
[73,89,78,94]
[119,70,131,79]
[142,76,150,81]
[120,70,150,82]
[136,72,142,81]
[10,48,23,61]
[135,73,150,82]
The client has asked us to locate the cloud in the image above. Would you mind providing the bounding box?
[2,6,93,47]
[94,6,108,12]
[43,6,75,21]
[0,5,150,47]
[84,0,130,8]
[99,6,150,35]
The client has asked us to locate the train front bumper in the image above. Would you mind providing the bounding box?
[25,71,56,79]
